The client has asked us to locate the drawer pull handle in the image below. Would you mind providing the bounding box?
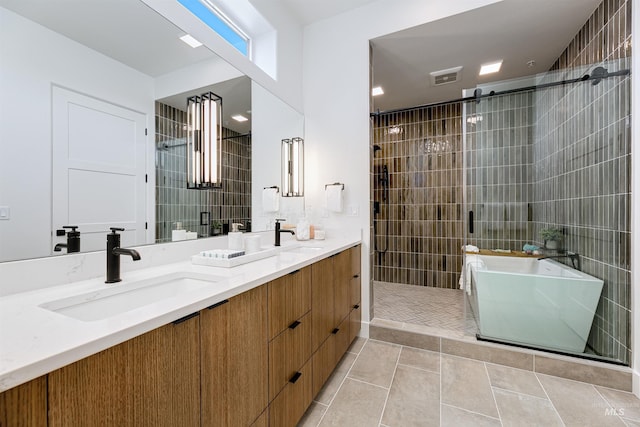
[353,274,360,278]
[289,371,302,384]
[289,320,301,330]
[353,304,360,309]
[206,299,229,310]
[172,312,199,325]
[331,328,340,334]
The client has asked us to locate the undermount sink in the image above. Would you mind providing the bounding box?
[40,272,222,322]
[279,245,324,254]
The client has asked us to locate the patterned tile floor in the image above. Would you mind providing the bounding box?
[299,338,640,427]
[373,281,476,334]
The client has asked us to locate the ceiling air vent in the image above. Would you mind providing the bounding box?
[429,66,463,86]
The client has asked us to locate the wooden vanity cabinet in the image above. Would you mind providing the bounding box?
[3,244,360,427]
[311,245,362,398]
[48,313,201,427]
[201,285,268,427]
[267,267,313,426]
[349,245,362,343]
[0,376,47,427]
[268,267,311,340]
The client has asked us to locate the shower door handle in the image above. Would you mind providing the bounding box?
[468,211,474,234]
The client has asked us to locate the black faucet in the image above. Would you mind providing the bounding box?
[54,225,81,253]
[537,251,581,271]
[106,227,141,283]
[274,218,295,246]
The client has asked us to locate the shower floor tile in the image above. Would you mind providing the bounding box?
[373,281,476,334]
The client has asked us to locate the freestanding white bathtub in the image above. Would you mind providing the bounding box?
[468,255,604,353]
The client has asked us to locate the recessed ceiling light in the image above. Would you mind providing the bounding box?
[232,114,248,122]
[179,34,203,48]
[372,86,384,96]
[479,60,503,76]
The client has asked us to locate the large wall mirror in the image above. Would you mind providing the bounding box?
[0,0,303,262]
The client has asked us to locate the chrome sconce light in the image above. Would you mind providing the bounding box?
[187,92,222,189]
[282,137,304,197]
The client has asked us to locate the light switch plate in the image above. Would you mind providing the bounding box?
[347,205,359,216]
[0,206,9,220]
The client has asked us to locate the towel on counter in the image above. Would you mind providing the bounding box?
[325,184,343,212]
[462,244,480,253]
[262,187,279,213]
[458,254,486,295]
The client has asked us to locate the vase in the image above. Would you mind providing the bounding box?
[545,240,559,250]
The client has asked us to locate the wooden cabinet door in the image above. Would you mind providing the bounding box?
[333,250,351,327]
[268,312,312,401]
[201,286,268,427]
[0,376,47,427]
[269,359,312,427]
[333,314,351,365]
[201,299,230,426]
[228,286,268,426]
[48,314,201,427]
[349,245,361,307]
[268,267,311,339]
[311,335,335,398]
[350,303,362,344]
[311,257,334,352]
[350,245,361,275]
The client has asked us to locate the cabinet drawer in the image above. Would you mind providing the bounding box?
[311,335,335,398]
[350,303,361,345]
[269,359,312,427]
[350,245,361,277]
[333,314,350,365]
[268,267,311,339]
[349,275,361,308]
[0,376,47,427]
[268,312,312,401]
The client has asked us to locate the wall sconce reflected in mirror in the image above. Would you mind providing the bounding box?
[282,137,304,197]
[187,92,222,189]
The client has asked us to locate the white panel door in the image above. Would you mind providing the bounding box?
[52,86,147,254]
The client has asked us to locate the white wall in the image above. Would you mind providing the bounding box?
[0,7,155,262]
[631,0,640,397]
[301,0,504,329]
[141,0,304,113]
[251,82,305,231]
[154,55,243,100]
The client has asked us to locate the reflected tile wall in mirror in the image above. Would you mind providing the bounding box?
[155,102,251,242]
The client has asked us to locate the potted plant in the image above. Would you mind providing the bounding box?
[211,220,223,236]
[539,227,562,250]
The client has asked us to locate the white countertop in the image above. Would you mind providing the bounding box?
[0,237,360,392]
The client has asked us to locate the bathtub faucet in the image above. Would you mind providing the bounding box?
[537,251,581,271]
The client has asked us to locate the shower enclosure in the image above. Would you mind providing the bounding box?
[371,57,631,364]
[463,58,631,364]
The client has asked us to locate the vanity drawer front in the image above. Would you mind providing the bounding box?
[268,312,311,401]
[350,303,361,345]
[268,267,311,339]
[269,359,312,427]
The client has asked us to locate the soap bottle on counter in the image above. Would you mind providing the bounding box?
[228,223,245,250]
[296,218,311,241]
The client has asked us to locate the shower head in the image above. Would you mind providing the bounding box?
[373,145,382,156]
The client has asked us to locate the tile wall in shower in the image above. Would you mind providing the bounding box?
[155,101,251,243]
[372,104,463,289]
[532,0,631,364]
[464,93,534,252]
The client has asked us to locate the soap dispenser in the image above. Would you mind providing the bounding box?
[228,223,244,250]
